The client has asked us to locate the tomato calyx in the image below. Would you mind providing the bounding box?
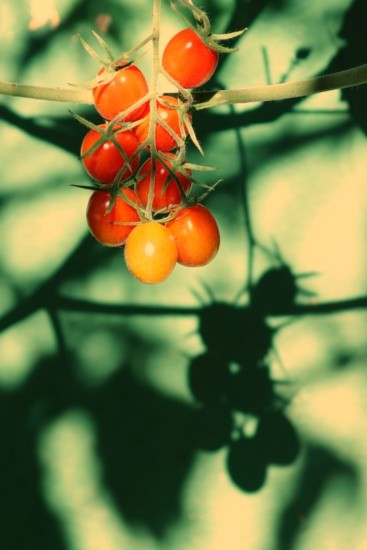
[196,27,248,55]
[76,31,148,88]
[90,61,133,89]
[170,1,247,54]
[71,110,143,139]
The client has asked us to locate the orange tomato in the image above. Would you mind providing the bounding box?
[124,221,177,283]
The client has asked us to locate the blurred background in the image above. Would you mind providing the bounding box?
[0,0,366,548]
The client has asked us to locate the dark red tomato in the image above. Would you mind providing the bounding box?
[162,28,219,89]
[134,96,191,152]
[80,125,140,185]
[86,187,140,246]
[136,154,191,211]
[166,204,220,266]
[92,63,149,122]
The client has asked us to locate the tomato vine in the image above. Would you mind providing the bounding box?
[1,62,366,107]
[0,0,366,285]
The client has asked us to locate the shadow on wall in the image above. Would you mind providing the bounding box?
[0,0,366,546]
[276,445,358,550]
[0,261,309,545]
[0,348,196,546]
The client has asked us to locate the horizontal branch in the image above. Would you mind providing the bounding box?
[0,63,366,108]
[1,292,366,334]
[192,63,367,110]
[0,81,93,104]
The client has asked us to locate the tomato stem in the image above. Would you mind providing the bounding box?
[0,81,93,104]
[192,63,367,110]
[1,63,366,107]
[144,0,163,220]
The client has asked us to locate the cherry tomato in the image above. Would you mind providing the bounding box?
[81,125,140,184]
[124,221,177,283]
[92,63,149,122]
[86,188,140,247]
[162,28,219,89]
[134,96,191,152]
[136,154,192,211]
[166,204,220,266]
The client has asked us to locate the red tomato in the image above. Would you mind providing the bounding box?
[136,154,192,211]
[162,28,219,89]
[86,188,140,246]
[134,96,191,152]
[80,125,140,185]
[92,63,149,122]
[124,221,177,283]
[166,204,220,266]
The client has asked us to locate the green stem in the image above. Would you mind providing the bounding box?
[0,81,93,104]
[0,63,366,107]
[145,0,162,219]
[192,63,367,110]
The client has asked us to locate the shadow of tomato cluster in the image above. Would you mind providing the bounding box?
[188,265,304,492]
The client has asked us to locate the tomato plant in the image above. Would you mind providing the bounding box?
[92,63,149,122]
[162,28,219,89]
[167,204,220,266]
[80,125,140,184]
[136,154,192,211]
[86,188,140,246]
[134,96,191,152]
[124,221,177,283]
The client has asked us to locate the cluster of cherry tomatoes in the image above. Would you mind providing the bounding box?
[79,28,221,284]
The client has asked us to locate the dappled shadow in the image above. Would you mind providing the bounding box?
[276,445,358,550]
[329,0,367,133]
[0,0,366,545]
[0,340,196,540]
[0,355,72,550]
[0,105,95,157]
[88,365,195,537]
[18,0,129,70]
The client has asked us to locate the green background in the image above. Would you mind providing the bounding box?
[0,0,366,548]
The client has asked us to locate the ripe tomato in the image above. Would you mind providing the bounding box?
[134,96,191,152]
[86,188,140,246]
[92,63,149,122]
[166,204,220,266]
[162,28,219,88]
[124,221,177,283]
[81,125,140,184]
[136,154,192,211]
